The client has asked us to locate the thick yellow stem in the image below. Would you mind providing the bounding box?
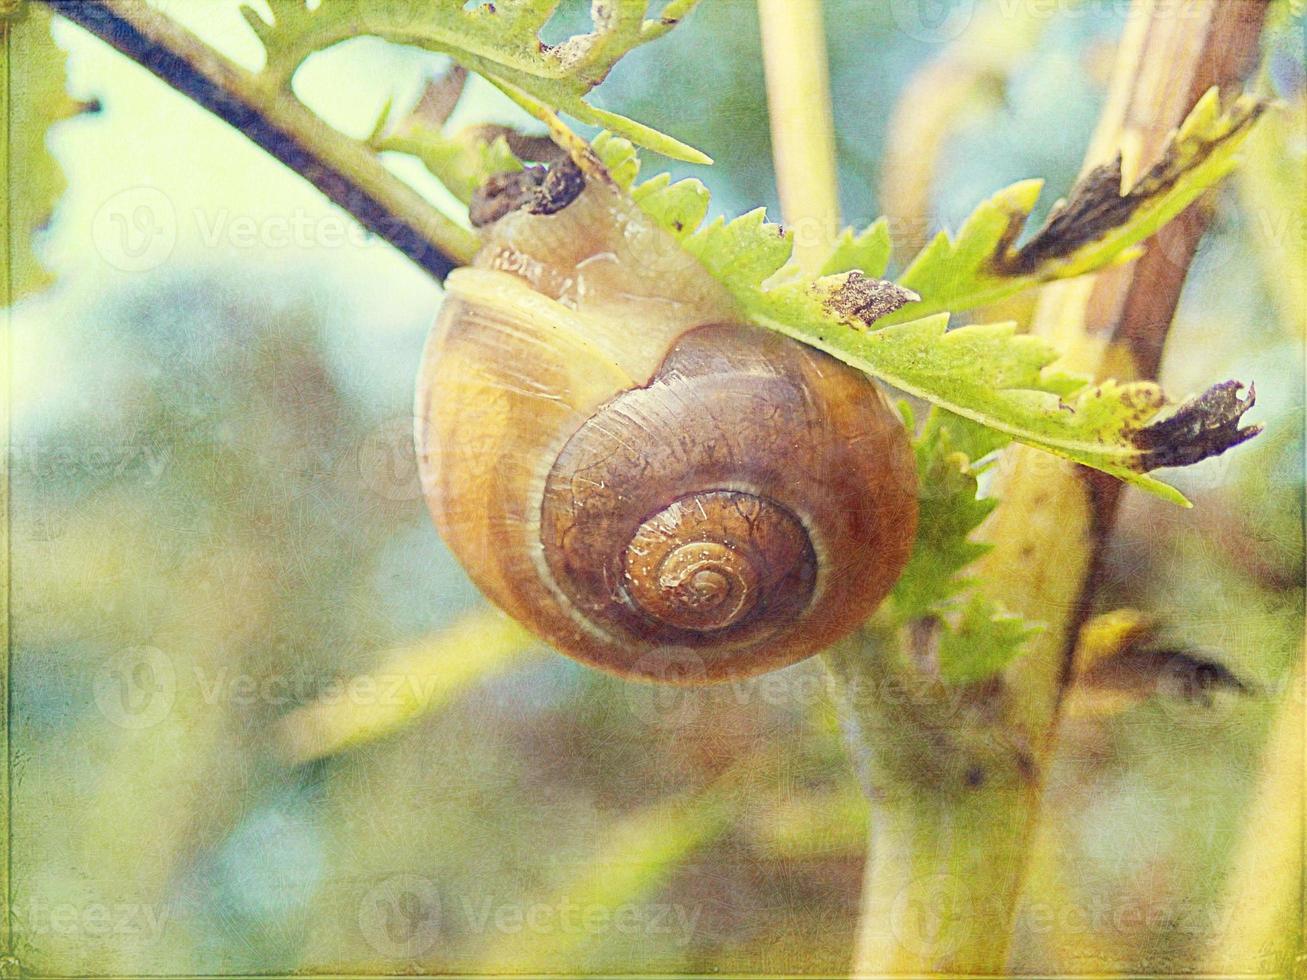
[757,0,840,272]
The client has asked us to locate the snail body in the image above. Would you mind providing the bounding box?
[416,177,917,682]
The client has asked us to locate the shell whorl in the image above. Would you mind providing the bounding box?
[534,318,917,679]
[622,491,816,634]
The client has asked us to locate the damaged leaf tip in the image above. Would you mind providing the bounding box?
[1133,380,1262,470]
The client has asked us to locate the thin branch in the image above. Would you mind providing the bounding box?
[1072,0,1271,532]
[41,0,481,282]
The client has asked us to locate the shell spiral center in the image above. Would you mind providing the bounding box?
[622,491,814,634]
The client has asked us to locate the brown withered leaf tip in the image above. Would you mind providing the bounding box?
[1002,156,1139,275]
[1132,379,1262,470]
[407,65,470,131]
[464,125,567,166]
[391,66,563,166]
[468,159,586,227]
[821,272,921,328]
[994,99,1266,276]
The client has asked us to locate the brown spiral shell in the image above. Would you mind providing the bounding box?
[416,179,917,683]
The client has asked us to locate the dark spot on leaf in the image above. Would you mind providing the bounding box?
[964,765,985,789]
[821,271,920,328]
[1131,380,1261,470]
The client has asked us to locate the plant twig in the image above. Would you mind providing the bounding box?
[981,0,1269,733]
[757,0,840,272]
[41,0,481,281]
[974,0,1268,960]
[834,1,1269,972]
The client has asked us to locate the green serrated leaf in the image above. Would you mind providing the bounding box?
[888,178,1045,321]
[3,3,83,305]
[587,90,1264,504]
[930,410,1011,469]
[939,594,1040,685]
[885,409,1039,684]
[629,172,709,239]
[682,209,792,292]
[745,306,1192,504]
[819,218,892,277]
[890,410,1002,622]
[241,0,711,163]
[879,90,1266,323]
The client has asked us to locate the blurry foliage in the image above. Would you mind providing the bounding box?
[9,0,1305,975]
[11,270,868,973]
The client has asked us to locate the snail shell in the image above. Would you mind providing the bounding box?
[416,177,917,682]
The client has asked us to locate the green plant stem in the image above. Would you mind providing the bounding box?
[824,624,1040,972]
[41,0,480,280]
[755,2,1044,969]
[756,0,840,272]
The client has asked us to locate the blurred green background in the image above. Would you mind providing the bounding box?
[8,0,1303,974]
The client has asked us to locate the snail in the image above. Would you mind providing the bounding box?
[415,163,918,683]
